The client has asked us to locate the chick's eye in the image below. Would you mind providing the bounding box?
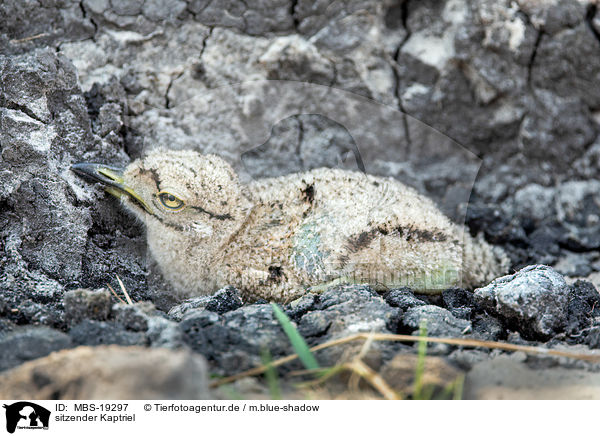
[157,191,185,211]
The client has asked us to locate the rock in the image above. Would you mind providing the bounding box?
[384,288,427,311]
[556,181,600,250]
[112,302,152,332]
[565,280,600,338]
[471,314,505,342]
[285,293,318,320]
[402,305,472,338]
[510,183,556,225]
[474,265,570,339]
[442,288,475,320]
[113,302,184,349]
[0,48,154,320]
[305,285,402,338]
[69,320,147,346]
[553,251,596,278]
[179,285,402,374]
[0,327,73,371]
[168,286,244,321]
[0,346,212,400]
[63,288,112,326]
[179,305,293,374]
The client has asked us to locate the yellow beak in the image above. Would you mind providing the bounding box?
[71,162,152,214]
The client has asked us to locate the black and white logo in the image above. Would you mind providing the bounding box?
[3,402,50,434]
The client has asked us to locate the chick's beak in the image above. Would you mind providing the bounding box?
[71,162,152,213]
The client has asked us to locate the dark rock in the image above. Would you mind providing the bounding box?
[474,265,570,339]
[297,311,332,338]
[465,203,528,247]
[69,320,147,346]
[471,314,505,342]
[0,327,73,371]
[205,286,244,314]
[179,305,292,374]
[285,293,318,320]
[0,48,156,321]
[384,288,427,311]
[63,289,112,326]
[565,280,600,338]
[442,288,475,320]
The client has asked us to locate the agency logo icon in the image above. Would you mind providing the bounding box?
[3,402,50,434]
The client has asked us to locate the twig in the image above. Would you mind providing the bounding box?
[10,33,49,43]
[116,275,133,305]
[344,359,402,400]
[209,332,600,388]
[106,283,126,304]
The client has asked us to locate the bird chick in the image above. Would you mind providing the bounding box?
[73,149,508,302]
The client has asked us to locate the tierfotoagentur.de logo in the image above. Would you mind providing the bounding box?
[3,402,50,434]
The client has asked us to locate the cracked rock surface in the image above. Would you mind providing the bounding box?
[2,0,600,399]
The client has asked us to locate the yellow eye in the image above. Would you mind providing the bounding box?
[157,191,185,211]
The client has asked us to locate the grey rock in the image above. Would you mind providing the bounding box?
[1,0,94,54]
[64,289,112,326]
[112,302,152,332]
[531,16,600,108]
[69,320,147,346]
[113,302,185,348]
[518,90,597,164]
[553,251,596,278]
[556,181,600,250]
[0,327,73,371]
[146,315,185,349]
[403,305,472,338]
[0,48,154,321]
[142,0,187,22]
[0,319,16,337]
[167,286,244,321]
[308,285,401,337]
[510,183,556,224]
[474,265,570,339]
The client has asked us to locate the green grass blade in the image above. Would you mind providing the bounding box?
[271,303,320,370]
[413,320,428,400]
[452,374,464,400]
[261,348,282,400]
